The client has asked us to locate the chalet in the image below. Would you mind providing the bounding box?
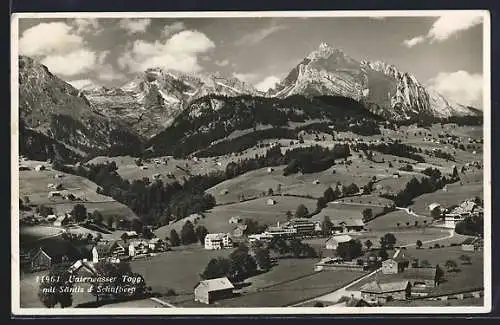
[204,233,233,250]
[30,242,86,272]
[35,165,46,172]
[331,219,365,233]
[382,255,410,274]
[232,226,246,238]
[228,216,242,224]
[53,214,70,227]
[267,167,274,173]
[194,277,234,304]
[325,235,353,250]
[266,198,276,205]
[93,241,127,261]
[360,280,412,304]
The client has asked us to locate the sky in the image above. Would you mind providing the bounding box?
[17,12,485,108]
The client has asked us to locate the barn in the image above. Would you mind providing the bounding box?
[194,277,234,304]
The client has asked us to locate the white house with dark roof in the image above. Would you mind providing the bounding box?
[204,233,233,250]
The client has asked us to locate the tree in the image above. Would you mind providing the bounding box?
[414,220,419,227]
[170,229,181,246]
[321,216,334,236]
[316,197,327,210]
[420,260,431,268]
[295,204,309,219]
[336,240,363,261]
[91,261,149,301]
[229,246,257,281]
[201,257,231,280]
[378,249,389,261]
[289,239,304,258]
[180,221,197,245]
[37,204,53,218]
[380,233,397,249]
[120,232,129,242]
[435,264,444,284]
[362,208,373,221]
[268,188,274,196]
[195,225,209,245]
[323,187,336,202]
[416,240,423,249]
[459,254,472,265]
[452,165,459,179]
[285,210,293,221]
[38,267,73,308]
[105,216,114,229]
[91,210,104,224]
[255,248,272,271]
[72,204,87,222]
[364,239,373,251]
[131,219,143,234]
[445,259,458,272]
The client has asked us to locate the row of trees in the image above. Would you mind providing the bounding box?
[168,221,209,246]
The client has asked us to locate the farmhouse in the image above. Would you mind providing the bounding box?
[194,277,235,304]
[204,233,233,250]
[325,235,353,250]
[331,219,365,233]
[381,255,410,274]
[462,237,483,252]
[53,214,70,227]
[228,216,242,224]
[30,242,85,272]
[266,198,277,205]
[360,280,412,304]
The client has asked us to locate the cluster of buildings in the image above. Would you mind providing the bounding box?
[428,198,484,229]
[247,218,321,243]
[26,236,168,272]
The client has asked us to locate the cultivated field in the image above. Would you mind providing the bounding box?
[129,246,235,296]
[311,201,386,224]
[367,210,434,231]
[18,160,138,220]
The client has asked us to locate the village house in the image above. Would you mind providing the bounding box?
[194,277,235,304]
[30,241,86,272]
[204,233,233,250]
[381,255,410,274]
[53,214,70,227]
[325,235,353,250]
[360,280,412,304]
[266,198,277,205]
[330,219,365,233]
[402,267,440,290]
[462,237,483,252]
[92,241,127,262]
[286,218,316,236]
[228,216,242,224]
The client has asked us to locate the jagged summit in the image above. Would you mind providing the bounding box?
[269,44,479,120]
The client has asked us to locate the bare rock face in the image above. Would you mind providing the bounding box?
[270,43,479,120]
[18,55,142,156]
[83,68,262,139]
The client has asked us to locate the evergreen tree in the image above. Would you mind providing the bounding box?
[181,221,198,245]
[169,229,181,246]
[295,204,309,219]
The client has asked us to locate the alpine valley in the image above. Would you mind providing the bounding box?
[18,43,481,162]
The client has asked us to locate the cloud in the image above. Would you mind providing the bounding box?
[67,79,100,90]
[161,21,186,38]
[235,24,288,46]
[118,30,215,73]
[97,64,126,81]
[71,18,102,34]
[40,49,97,76]
[254,76,281,92]
[403,12,483,47]
[119,18,151,35]
[215,59,230,67]
[19,22,84,56]
[427,70,483,108]
[232,72,258,83]
[403,35,426,48]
